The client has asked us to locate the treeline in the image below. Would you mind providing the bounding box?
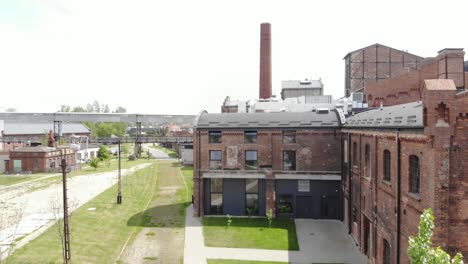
[58,100,128,138]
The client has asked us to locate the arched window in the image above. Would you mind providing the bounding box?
[409,155,420,193]
[365,144,371,177]
[383,150,391,181]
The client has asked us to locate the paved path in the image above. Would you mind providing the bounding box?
[148,147,171,160]
[0,163,151,258]
[184,206,367,264]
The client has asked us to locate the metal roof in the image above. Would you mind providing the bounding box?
[3,121,90,135]
[196,111,341,129]
[11,146,57,152]
[343,43,425,60]
[281,80,323,89]
[344,102,423,128]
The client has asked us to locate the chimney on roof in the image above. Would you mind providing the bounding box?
[259,23,272,99]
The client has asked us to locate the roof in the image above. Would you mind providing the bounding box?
[343,43,425,60]
[424,79,456,90]
[281,79,323,90]
[11,146,57,153]
[195,111,341,129]
[3,121,90,135]
[344,102,423,128]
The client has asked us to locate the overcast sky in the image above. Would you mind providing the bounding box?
[0,0,467,115]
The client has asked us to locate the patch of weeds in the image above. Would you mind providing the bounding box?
[143,256,158,260]
[146,232,156,236]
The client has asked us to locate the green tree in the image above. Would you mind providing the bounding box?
[59,105,71,112]
[72,106,86,112]
[408,208,463,264]
[97,145,111,161]
[114,106,127,113]
[89,158,100,170]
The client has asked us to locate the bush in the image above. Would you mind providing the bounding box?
[97,145,111,161]
[128,154,136,161]
[89,158,100,170]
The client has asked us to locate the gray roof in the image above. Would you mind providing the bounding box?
[3,121,90,135]
[12,146,57,153]
[196,111,341,129]
[281,80,323,90]
[344,102,423,128]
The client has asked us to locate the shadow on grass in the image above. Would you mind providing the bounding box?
[202,217,299,250]
[127,202,190,228]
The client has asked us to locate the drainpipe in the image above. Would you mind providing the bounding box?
[197,129,202,217]
[348,133,352,234]
[396,130,401,264]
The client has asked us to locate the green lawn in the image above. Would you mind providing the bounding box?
[0,173,53,186]
[180,165,193,197]
[208,260,287,264]
[203,217,299,250]
[7,162,159,264]
[150,145,177,158]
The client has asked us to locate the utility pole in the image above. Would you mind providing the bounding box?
[61,158,71,263]
[117,140,122,204]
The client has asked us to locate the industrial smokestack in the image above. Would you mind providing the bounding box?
[259,23,272,99]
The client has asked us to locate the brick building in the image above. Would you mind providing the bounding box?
[342,79,468,263]
[193,111,344,218]
[344,43,428,97]
[6,146,77,174]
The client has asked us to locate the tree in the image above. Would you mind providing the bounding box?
[59,105,71,112]
[103,104,110,113]
[5,108,16,112]
[71,106,86,112]
[408,208,463,264]
[92,100,101,113]
[97,145,111,161]
[114,106,127,113]
[89,158,100,170]
[86,103,94,113]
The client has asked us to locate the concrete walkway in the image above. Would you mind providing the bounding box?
[184,206,367,264]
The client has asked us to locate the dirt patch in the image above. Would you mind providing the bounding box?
[120,161,187,264]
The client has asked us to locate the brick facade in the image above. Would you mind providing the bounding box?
[7,147,77,174]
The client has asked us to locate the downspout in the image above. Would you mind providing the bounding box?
[396,130,401,264]
[348,133,352,234]
[198,130,202,217]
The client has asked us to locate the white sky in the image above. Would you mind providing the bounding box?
[0,0,467,115]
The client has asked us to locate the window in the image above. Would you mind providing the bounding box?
[383,150,391,181]
[245,150,257,170]
[209,150,222,170]
[209,131,222,143]
[282,130,296,143]
[277,195,293,215]
[283,151,296,171]
[353,142,357,165]
[33,160,38,172]
[244,131,257,143]
[343,140,348,163]
[365,144,371,178]
[383,239,391,264]
[409,155,420,194]
[210,178,223,214]
[13,160,22,173]
[298,179,310,192]
[245,179,259,215]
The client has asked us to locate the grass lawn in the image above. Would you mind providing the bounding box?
[0,173,53,186]
[180,165,193,196]
[150,145,177,158]
[207,260,287,264]
[6,162,159,264]
[203,217,299,251]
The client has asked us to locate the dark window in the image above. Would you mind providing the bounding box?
[365,144,371,177]
[283,151,296,171]
[245,150,257,170]
[245,179,259,215]
[383,150,391,181]
[352,206,358,222]
[210,178,223,215]
[409,155,420,194]
[209,150,222,170]
[244,131,257,143]
[353,142,357,165]
[277,195,293,215]
[383,239,391,264]
[282,130,296,143]
[209,131,222,143]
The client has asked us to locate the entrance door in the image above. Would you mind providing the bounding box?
[295,196,314,218]
[321,195,340,219]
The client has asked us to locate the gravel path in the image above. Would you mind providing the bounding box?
[0,163,151,258]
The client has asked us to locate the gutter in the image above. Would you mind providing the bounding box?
[348,133,352,234]
[197,129,202,217]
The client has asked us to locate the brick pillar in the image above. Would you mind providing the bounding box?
[264,169,276,217]
[259,23,272,99]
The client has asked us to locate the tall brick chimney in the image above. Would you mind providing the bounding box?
[259,23,272,99]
